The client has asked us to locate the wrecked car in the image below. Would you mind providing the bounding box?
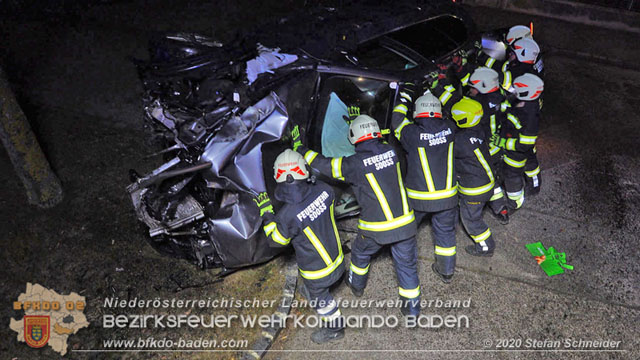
[127,1,476,271]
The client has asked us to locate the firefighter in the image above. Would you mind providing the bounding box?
[505,24,532,47]
[255,149,345,344]
[391,84,458,283]
[467,67,510,224]
[450,97,496,256]
[493,73,544,212]
[295,116,421,316]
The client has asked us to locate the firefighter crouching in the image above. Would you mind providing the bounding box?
[390,83,458,284]
[255,149,345,344]
[450,97,497,256]
[492,74,544,213]
[296,115,421,317]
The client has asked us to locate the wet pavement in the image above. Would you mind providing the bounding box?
[0,2,638,359]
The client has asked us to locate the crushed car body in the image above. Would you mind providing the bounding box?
[127,0,477,271]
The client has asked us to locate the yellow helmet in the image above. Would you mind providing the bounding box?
[451,97,483,128]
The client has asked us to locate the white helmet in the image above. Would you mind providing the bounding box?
[414,91,442,119]
[513,73,544,101]
[273,149,309,183]
[470,67,500,94]
[512,38,540,64]
[348,115,381,144]
[506,25,532,46]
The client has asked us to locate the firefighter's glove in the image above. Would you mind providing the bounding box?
[492,136,507,149]
[290,125,302,152]
[342,106,360,124]
[253,192,274,217]
[425,71,446,90]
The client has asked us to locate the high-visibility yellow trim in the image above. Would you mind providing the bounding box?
[504,155,526,168]
[358,211,415,232]
[485,57,496,68]
[490,187,504,201]
[329,202,341,251]
[519,134,537,145]
[490,114,496,135]
[489,145,501,156]
[439,91,452,105]
[266,222,290,245]
[406,187,458,200]
[460,73,470,86]
[471,228,491,242]
[435,246,456,256]
[459,181,494,196]
[501,61,512,90]
[299,252,344,280]
[304,150,318,164]
[446,142,454,188]
[507,114,522,129]
[365,173,394,221]
[399,286,420,299]
[500,101,510,112]
[303,227,332,266]
[394,104,408,115]
[507,190,524,209]
[331,157,344,180]
[525,166,541,177]
[506,138,517,151]
[418,147,436,192]
[396,163,409,215]
[317,300,337,315]
[394,118,412,140]
[350,262,370,275]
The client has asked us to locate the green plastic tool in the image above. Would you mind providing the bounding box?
[525,242,574,276]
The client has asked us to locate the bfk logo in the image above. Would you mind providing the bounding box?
[24,315,50,348]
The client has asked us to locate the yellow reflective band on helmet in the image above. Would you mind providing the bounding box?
[507,114,522,129]
[472,228,491,242]
[486,57,496,68]
[394,118,412,140]
[299,252,344,280]
[399,286,420,299]
[365,173,394,221]
[490,114,496,135]
[525,166,541,177]
[506,138,517,151]
[322,309,342,322]
[418,147,436,192]
[435,246,456,256]
[350,262,370,275]
[519,134,537,145]
[489,145,501,156]
[304,150,318,165]
[394,103,408,115]
[504,155,526,168]
[269,223,291,245]
[396,163,410,215]
[358,211,415,232]
[303,227,332,266]
[460,73,470,86]
[331,157,344,181]
[447,142,454,188]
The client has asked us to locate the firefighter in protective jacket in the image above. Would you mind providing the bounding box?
[390,83,458,284]
[493,74,544,211]
[450,97,497,256]
[296,115,421,316]
[256,149,345,344]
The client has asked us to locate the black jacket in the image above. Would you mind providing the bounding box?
[501,58,544,91]
[500,100,540,154]
[470,90,510,157]
[454,127,495,201]
[263,180,344,286]
[298,140,416,244]
[390,93,458,213]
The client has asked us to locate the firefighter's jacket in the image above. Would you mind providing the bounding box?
[472,90,510,157]
[263,180,344,286]
[391,94,458,213]
[455,127,496,201]
[298,140,416,245]
[500,100,540,168]
[501,58,544,91]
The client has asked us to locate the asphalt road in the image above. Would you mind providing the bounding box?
[0,2,638,360]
